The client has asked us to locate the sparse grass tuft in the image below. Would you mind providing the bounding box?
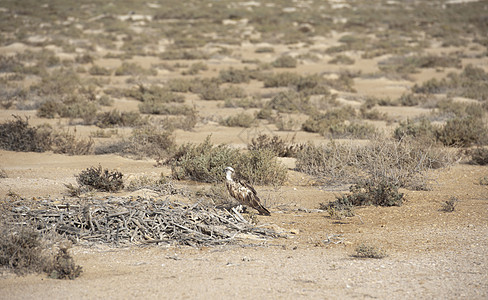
[441,196,458,212]
[352,244,387,259]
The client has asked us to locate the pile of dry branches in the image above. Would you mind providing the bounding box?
[2,197,277,247]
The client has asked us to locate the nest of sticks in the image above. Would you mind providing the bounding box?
[2,197,278,247]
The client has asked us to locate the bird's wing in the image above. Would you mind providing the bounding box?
[236,178,257,195]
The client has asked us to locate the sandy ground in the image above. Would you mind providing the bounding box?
[0,150,487,299]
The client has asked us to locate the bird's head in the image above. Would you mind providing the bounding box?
[224,166,235,180]
[224,166,235,174]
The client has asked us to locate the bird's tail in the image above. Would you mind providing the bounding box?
[256,203,271,216]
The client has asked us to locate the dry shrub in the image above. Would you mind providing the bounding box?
[168,136,240,183]
[355,136,457,189]
[75,165,124,192]
[436,116,487,147]
[272,55,297,68]
[159,112,198,131]
[219,68,251,83]
[37,95,99,124]
[51,130,94,155]
[126,84,185,103]
[394,118,437,142]
[0,227,82,279]
[0,115,52,152]
[248,134,303,157]
[94,125,175,159]
[238,149,287,186]
[303,109,376,139]
[296,136,458,189]
[45,242,82,280]
[468,147,488,165]
[129,125,175,157]
[114,62,157,76]
[168,136,286,185]
[0,228,47,274]
[219,112,255,128]
[95,110,147,128]
[337,179,404,207]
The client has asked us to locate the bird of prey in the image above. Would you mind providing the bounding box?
[224,166,271,216]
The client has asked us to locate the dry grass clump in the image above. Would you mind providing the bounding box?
[88,65,112,76]
[159,112,198,131]
[248,134,303,158]
[395,103,487,147]
[352,244,387,259]
[263,72,301,88]
[394,118,437,142]
[123,84,193,116]
[160,49,210,60]
[139,101,195,116]
[198,83,246,101]
[167,136,286,185]
[125,125,175,159]
[238,148,287,186]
